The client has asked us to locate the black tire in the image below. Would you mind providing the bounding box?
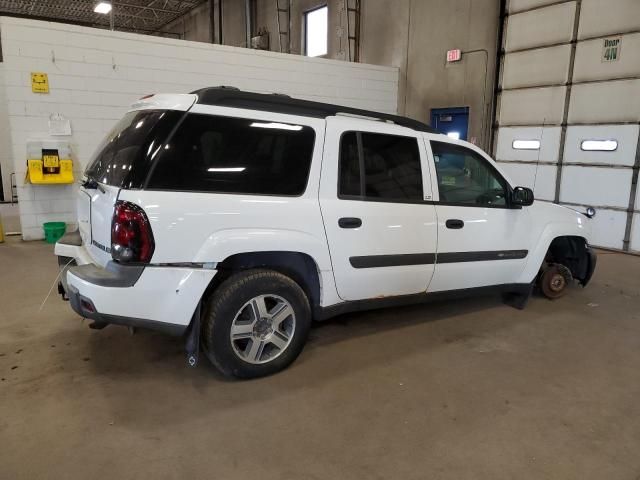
[202,269,311,379]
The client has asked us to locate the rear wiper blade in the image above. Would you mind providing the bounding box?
[81,175,106,193]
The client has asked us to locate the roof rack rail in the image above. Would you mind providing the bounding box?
[335,112,391,123]
[190,87,437,133]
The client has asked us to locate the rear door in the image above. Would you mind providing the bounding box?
[319,117,438,301]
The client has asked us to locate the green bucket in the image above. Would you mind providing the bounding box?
[43,222,66,244]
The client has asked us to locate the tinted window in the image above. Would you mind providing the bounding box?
[431,141,507,206]
[339,131,423,202]
[147,114,315,196]
[339,132,361,196]
[86,110,172,188]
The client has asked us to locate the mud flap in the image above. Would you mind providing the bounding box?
[502,282,534,310]
[184,301,201,367]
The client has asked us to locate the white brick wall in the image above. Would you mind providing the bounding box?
[0,64,13,203]
[0,16,399,240]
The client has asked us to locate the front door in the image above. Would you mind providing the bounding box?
[425,137,532,292]
[319,117,438,301]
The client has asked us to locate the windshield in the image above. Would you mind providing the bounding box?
[85,110,174,188]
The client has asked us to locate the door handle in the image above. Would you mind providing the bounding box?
[445,219,464,229]
[338,217,362,229]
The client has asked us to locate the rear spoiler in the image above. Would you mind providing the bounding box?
[128,93,197,112]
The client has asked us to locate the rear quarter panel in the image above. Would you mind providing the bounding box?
[117,110,338,303]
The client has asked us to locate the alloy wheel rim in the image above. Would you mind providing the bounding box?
[229,294,296,365]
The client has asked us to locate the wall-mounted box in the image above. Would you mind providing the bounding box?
[25,140,74,185]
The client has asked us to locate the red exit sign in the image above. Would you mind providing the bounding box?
[446,49,462,62]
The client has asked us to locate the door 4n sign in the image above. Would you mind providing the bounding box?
[602,37,621,62]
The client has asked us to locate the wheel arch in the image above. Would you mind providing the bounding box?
[518,223,595,285]
[544,235,596,285]
[205,251,323,312]
[518,231,595,286]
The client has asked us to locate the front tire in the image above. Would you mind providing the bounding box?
[202,269,311,379]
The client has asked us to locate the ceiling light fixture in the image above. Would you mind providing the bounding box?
[94,2,112,14]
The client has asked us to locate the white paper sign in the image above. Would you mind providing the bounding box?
[48,113,72,136]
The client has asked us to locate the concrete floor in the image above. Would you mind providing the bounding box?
[1,237,640,480]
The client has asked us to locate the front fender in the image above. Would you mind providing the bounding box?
[517,223,591,284]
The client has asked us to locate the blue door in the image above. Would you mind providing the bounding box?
[430,107,469,141]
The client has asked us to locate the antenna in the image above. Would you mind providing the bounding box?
[532,118,546,194]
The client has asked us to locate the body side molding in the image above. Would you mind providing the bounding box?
[349,250,528,268]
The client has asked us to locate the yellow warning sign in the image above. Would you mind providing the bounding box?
[31,72,49,93]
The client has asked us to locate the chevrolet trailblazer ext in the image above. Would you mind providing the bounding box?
[55,87,596,378]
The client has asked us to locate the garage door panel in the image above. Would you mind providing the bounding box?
[500,0,638,252]
[564,125,639,166]
[578,0,640,40]
[496,126,561,162]
[573,33,640,83]
[502,45,571,89]
[505,2,576,52]
[631,213,640,253]
[560,166,632,208]
[508,0,568,14]
[499,87,567,125]
[499,162,557,201]
[568,80,640,124]
[581,208,627,249]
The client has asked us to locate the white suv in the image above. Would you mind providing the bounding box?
[55,87,597,378]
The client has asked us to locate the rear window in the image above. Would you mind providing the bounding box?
[146,114,316,196]
[339,131,423,202]
[85,110,178,188]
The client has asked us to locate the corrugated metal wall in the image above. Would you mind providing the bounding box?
[494,0,640,251]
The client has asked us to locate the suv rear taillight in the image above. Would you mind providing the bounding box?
[111,201,155,263]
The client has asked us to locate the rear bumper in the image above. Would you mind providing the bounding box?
[56,233,216,334]
[55,231,94,265]
[66,265,216,334]
[67,284,187,335]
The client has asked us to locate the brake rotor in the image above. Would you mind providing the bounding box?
[540,263,573,299]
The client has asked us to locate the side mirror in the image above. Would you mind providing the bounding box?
[511,186,534,207]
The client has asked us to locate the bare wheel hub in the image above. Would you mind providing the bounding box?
[549,273,566,292]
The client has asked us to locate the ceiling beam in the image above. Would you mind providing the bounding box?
[0,10,181,37]
[115,1,184,16]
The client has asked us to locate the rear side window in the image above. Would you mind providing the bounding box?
[339,131,423,202]
[85,110,177,188]
[147,114,316,196]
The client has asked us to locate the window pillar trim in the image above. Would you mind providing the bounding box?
[355,131,365,197]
